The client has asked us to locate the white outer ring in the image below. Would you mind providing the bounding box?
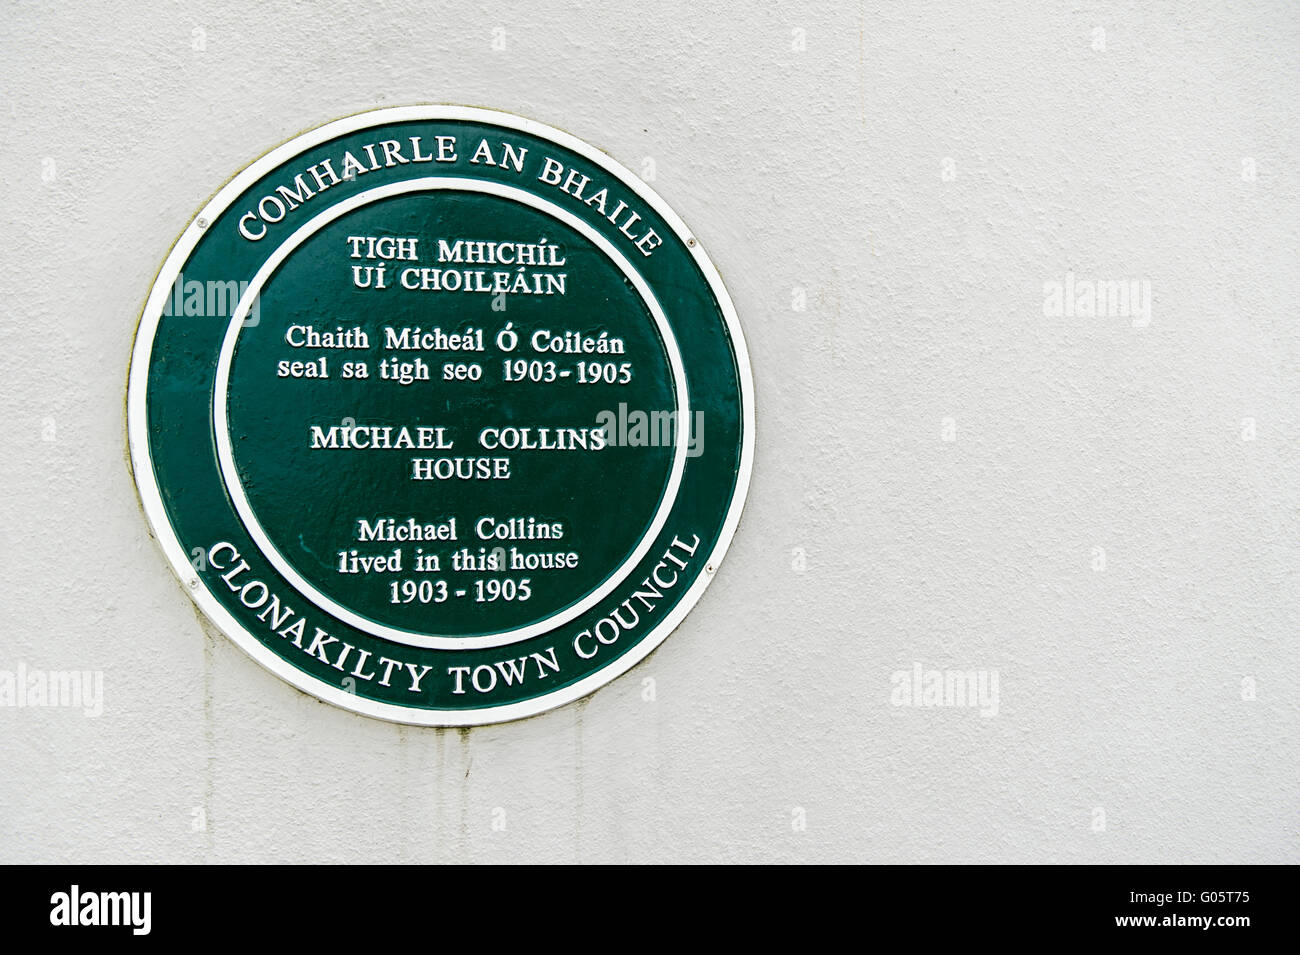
[212,177,690,650]
[126,105,755,726]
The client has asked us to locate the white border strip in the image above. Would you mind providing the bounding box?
[127,105,755,726]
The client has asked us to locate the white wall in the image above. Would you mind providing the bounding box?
[2,1,1296,863]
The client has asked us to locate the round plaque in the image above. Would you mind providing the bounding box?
[128,106,753,725]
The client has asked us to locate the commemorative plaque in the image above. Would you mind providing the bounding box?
[128,106,753,725]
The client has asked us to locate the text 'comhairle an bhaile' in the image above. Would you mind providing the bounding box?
[235,134,663,258]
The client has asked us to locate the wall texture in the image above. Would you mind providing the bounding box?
[2,1,1296,864]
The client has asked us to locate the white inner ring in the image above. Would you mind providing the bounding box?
[212,178,690,651]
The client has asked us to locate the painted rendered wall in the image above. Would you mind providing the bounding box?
[1,1,1296,863]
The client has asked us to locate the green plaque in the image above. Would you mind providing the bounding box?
[128,106,753,725]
